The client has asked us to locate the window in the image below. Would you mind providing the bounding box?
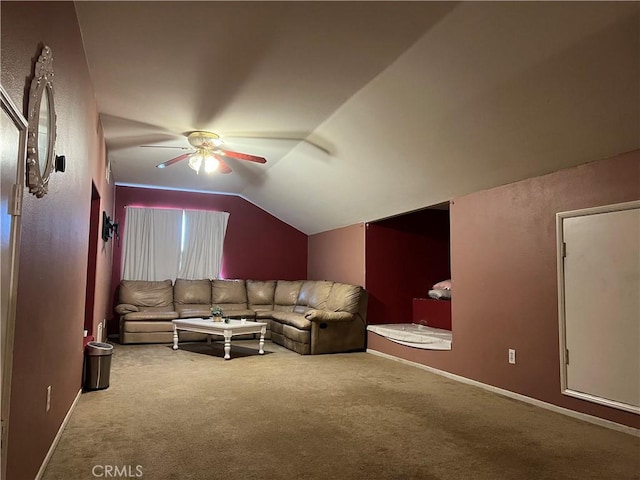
[121,207,229,281]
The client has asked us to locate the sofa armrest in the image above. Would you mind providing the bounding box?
[115,304,140,315]
[304,309,353,322]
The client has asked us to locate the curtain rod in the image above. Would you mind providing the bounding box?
[124,206,230,214]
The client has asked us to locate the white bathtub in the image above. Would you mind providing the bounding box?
[367,323,452,350]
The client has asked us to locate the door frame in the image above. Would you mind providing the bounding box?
[556,200,640,413]
[84,184,101,339]
[1,85,28,479]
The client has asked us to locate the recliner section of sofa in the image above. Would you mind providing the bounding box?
[211,279,256,320]
[117,279,195,344]
[115,279,367,354]
[174,278,211,319]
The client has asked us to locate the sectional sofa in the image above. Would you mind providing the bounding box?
[115,279,368,355]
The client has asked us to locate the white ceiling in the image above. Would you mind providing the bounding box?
[75,1,639,234]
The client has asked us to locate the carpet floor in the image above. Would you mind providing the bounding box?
[42,340,639,479]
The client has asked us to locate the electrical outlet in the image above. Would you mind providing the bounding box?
[508,349,516,365]
[46,385,51,412]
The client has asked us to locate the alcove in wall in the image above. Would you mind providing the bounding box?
[365,203,451,327]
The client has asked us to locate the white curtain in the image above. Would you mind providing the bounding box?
[179,209,229,279]
[121,207,182,281]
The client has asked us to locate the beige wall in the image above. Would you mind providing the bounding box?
[1,2,114,478]
[368,149,640,428]
[308,223,365,286]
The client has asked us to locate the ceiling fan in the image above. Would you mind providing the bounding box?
[146,131,267,175]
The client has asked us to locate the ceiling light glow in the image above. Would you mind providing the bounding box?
[204,155,219,174]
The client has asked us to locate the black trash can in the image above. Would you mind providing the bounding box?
[84,342,113,391]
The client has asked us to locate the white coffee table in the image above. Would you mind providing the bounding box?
[172,318,267,360]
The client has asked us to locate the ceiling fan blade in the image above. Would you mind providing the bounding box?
[219,135,330,155]
[217,149,267,164]
[156,153,192,169]
[213,154,232,174]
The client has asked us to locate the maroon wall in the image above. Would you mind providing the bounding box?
[2,3,114,478]
[368,150,640,428]
[110,186,307,330]
[365,209,450,325]
[412,298,451,330]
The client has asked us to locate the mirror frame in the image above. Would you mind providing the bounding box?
[26,46,56,198]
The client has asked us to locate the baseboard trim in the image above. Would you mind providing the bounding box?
[35,389,82,480]
[367,349,639,437]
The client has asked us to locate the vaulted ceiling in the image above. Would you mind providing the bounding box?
[75,1,639,234]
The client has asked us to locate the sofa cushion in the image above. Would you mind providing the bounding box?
[123,309,178,321]
[175,306,211,319]
[273,304,295,313]
[274,280,304,308]
[326,283,362,314]
[253,305,275,313]
[294,280,333,314]
[115,303,139,315]
[119,280,174,308]
[255,310,274,320]
[212,279,247,306]
[247,280,276,309]
[174,279,211,304]
[270,311,311,330]
[218,308,255,318]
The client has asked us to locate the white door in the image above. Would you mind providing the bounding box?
[558,202,640,413]
[0,86,27,479]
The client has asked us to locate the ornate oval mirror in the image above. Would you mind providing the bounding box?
[26,46,56,198]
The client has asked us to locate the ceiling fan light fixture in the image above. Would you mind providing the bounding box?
[188,152,203,172]
[153,131,268,174]
[188,131,220,149]
[204,155,219,174]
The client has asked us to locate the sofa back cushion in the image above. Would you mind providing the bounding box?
[326,283,362,314]
[247,280,276,311]
[294,280,333,314]
[119,280,174,308]
[273,280,304,312]
[174,279,212,305]
[212,279,247,309]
